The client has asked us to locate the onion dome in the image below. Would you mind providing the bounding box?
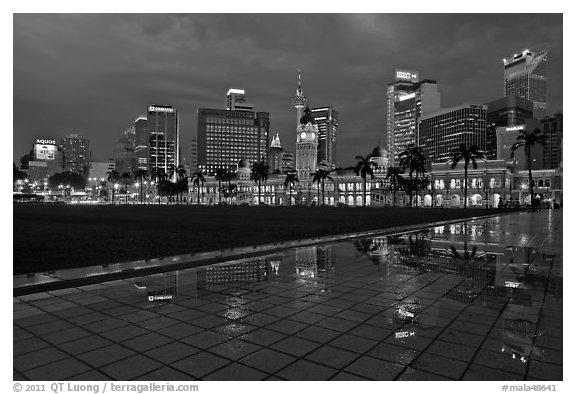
[370,144,387,159]
[238,158,251,168]
[299,106,315,125]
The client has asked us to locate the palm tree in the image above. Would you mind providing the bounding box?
[177,176,189,204]
[511,128,546,211]
[385,166,405,207]
[119,172,132,204]
[450,144,485,208]
[223,184,237,205]
[251,160,269,205]
[191,170,206,206]
[106,169,120,204]
[399,145,427,207]
[133,169,149,204]
[311,168,334,206]
[354,155,374,207]
[150,168,167,205]
[283,171,299,206]
[214,167,229,205]
[172,165,187,204]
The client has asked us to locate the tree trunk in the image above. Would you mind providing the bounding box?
[464,164,468,208]
[393,183,396,207]
[289,183,292,206]
[527,146,534,211]
[363,177,367,207]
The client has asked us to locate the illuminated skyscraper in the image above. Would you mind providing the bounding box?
[134,115,148,171]
[226,89,254,112]
[61,133,90,177]
[419,104,487,164]
[147,105,179,176]
[385,69,441,165]
[310,106,338,168]
[503,49,548,119]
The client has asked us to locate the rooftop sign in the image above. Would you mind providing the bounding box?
[505,125,525,132]
[395,69,419,82]
[149,106,174,113]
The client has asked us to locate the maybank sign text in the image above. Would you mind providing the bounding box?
[149,106,175,113]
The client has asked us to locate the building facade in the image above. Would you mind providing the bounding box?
[147,105,178,176]
[485,96,534,159]
[310,106,338,168]
[134,115,149,171]
[419,104,487,164]
[268,133,283,173]
[503,49,548,119]
[226,89,254,112]
[385,69,441,166]
[197,108,270,175]
[495,120,544,171]
[61,133,90,177]
[540,113,562,169]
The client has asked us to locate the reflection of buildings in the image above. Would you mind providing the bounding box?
[295,246,318,278]
[198,259,269,286]
[133,271,178,305]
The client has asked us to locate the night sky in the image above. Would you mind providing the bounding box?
[13,13,563,167]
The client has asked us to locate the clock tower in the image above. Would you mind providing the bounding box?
[296,106,318,181]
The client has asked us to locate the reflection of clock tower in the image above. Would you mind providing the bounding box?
[293,71,318,181]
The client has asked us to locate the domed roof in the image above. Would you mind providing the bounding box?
[299,106,315,125]
[370,144,387,158]
[238,158,251,168]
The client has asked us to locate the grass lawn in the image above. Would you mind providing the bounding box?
[13,204,518,275]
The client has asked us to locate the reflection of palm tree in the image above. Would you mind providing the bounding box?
[449,243,479,261]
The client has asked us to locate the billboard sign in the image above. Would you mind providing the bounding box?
[395,69,419,82]
[148,106,174,113]
[34,139,57,160]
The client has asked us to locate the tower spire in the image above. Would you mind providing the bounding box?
[297,68,302,95]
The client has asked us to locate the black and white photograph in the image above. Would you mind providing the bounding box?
[10,2,567,389]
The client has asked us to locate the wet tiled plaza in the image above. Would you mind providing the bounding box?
[13,211,562,381]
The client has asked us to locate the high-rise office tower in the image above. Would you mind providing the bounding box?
[61,133,90,177]
[311,106,338,167]
[189,137,198,173]
[123,125,136,148]
[496,120,544,171]
[134,115,148,170]
[540,113,562,169]
[503,49,548,119]
[385,69,441,166]
[419,104,487,164]
[197,102,270,175]
[281,151,294,173]
[226,89,254,112]
[113,137,137,175]
[147,105,179,176]
[485,96,534,159]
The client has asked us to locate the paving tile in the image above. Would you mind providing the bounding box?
[135,316,181,331]
[426,339,477,362]
[25,357,92,380]
[239,327,287,347]
[14,347,69,371]
[472,348,528,376]
[329,334,378,354]
[367,342,419,365]
[329,371,371,381]
[180,331,232,349]
[209,338,261,361]
[315,316,359,332]
[410,352,468,380]
[270,336,321,358]
[437,329,485,347]
[101,354,164,380]
[347,324,394,342]
[305,345,359,369]
[134,367,195,381]
[204,362,268,381]
[463,364,524,381]
[155,322,205,339]
[78,344,137,368]
[288,310,327,325]
[239,348,297,374]
[526,360,563,380]
[266,319,308,335]
[396,367,454,381]
[100,325,150,342]
[121,332,174,352]
[59,335,113,355]
[13,337,51,356]
[146,341,200,364]
[276,359,338,381]
[295,325,341,343]
[190,315,229,329]
[172,351,231,378]
[344,355,404,380]
[68,370,113,381]
[214,322,256,337]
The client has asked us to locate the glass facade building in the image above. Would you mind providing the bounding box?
[503,49,548,119]
[147,105,178,175]
[485,96,534,159]
[540,113,562,169]
[419,104,487,164]
[310,106,338,168]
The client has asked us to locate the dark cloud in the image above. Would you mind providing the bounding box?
[14,13,562,165]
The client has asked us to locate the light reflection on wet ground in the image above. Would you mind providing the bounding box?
[13,211,562,381]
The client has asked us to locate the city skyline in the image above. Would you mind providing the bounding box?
[13,14,563,166]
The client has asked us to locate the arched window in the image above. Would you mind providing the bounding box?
[537,179,544,188]
[544,179,551,188]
